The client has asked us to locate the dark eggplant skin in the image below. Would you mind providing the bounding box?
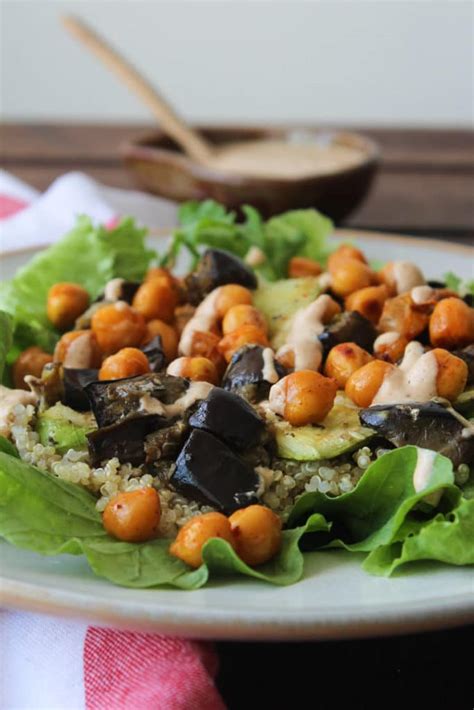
[359,402,474,468]
[222,345,287,402]
[185,249,258,305]
[141,336,166,372]
[144,419,189,463]
[95,280,140,304]
[318,311,377,356]
[189,387,264,450]
[85,373,188,428]
[62,368,99,410]
[453,344,474,386]
[171,429,259,513]
[87,414,164,466]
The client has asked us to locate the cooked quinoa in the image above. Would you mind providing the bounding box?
[11,401,470,538]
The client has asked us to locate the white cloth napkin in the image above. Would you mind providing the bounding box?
[0,170,178,253]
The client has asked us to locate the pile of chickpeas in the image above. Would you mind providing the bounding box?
[10,246,474,566]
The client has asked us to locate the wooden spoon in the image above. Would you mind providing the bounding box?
[62,15,214,164]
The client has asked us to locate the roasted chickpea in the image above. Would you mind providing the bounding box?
[143,319,178,362]
[378,293,429,340]
[432,348,468,401]
[328,244,367,273]
[91,302,146,355]
[187,330,226,374]
[374,333,409,364]
[330,259,374,298]
[218,325,269,363]
[288,256,322,278]
[132,277,178,323]
[47,282,90,330]
[270,370,337,426]
[169,512,236,568]
[229,505,282,566]
[324,343,373,388]
[215,285,253,319]
[145,266,180,294]
[167,356,219,384]
[222,304,268,335]
[99,347,150,381]
[345,360,395,408]
[429,298,474,350]
[345,285,389,325]
[103,488,161,542]
[12,347,53,389]
[53,329,102,368]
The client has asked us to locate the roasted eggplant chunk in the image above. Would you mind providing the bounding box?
[144,419,189,463]
[95,279,140,304]
[141,336,166,372]
[185,248,258,304]
[86,373,188,427]
[171,429,259,513]
[62,367,99,410]
[453,345,474,386]
[359,402,474,468]
[318,311,377,356]
[87,414,164,466]
[222,345,286,402]
[189,387,264,450]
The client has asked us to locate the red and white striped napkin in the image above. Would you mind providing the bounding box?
[0,171,225,710]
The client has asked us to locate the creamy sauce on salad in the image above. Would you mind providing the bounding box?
[261,348,279,383]
[203,140,366,180]
[268,378,286,417]
[245,246,266,267]
[63,332,96,369]
[410,285,434,305]
[392,261,425,294]
[179,288,221,355]
[104,278,125,301]
[373,331,400,353]
[0,386,37,437]
[372,342,438,405]
[277,294,333,371]
[139,381,213,418]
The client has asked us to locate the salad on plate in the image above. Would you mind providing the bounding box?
[0,201,473,590]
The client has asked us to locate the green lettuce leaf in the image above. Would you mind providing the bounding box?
[0,311,13,381]
[161,200,334,280]
[288,446,459,552]
[0,450,328,589]
[363,497,474,575]
[443,271,474,297]
[0,216,155,356]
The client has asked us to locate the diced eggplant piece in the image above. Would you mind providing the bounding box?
[171,429,259,513]
[318,311,377,356]
[62,368,99,410]
[427,280,446,289]
[222,345,287,402]
[464,294,474,308]
[144,419,189,463]
[87,414,164,466]
[85,373,188,427]
[453,344,474,386]
[359,401,474,468]
[185,248,257,304]
[141,336,166,372]
[189,387,264,450]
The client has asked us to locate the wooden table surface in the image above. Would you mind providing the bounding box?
[1,122,473,710]
[2,123,473,243]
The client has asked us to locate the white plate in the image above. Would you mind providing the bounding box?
[1,229,473,640]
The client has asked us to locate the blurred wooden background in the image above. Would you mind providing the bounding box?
[2,124,473,242]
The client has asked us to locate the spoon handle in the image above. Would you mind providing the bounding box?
[62,15,214,163]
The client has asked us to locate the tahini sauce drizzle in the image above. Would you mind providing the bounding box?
[371,342,438,405]
[412,448,437,493]
[373,331,399,354]
[410,285,434,305]
[139,381,213,418]
[261,348,279,384]
[179,288,221,355]
[63,332,95,369]
[203,140,366,180]
[392,261,425,294]
[276,294,333,371]
[0,386,38,437]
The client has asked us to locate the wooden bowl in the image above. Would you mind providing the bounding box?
[121,125,379,221]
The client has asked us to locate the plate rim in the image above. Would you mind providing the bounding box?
[1,228,473,640]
